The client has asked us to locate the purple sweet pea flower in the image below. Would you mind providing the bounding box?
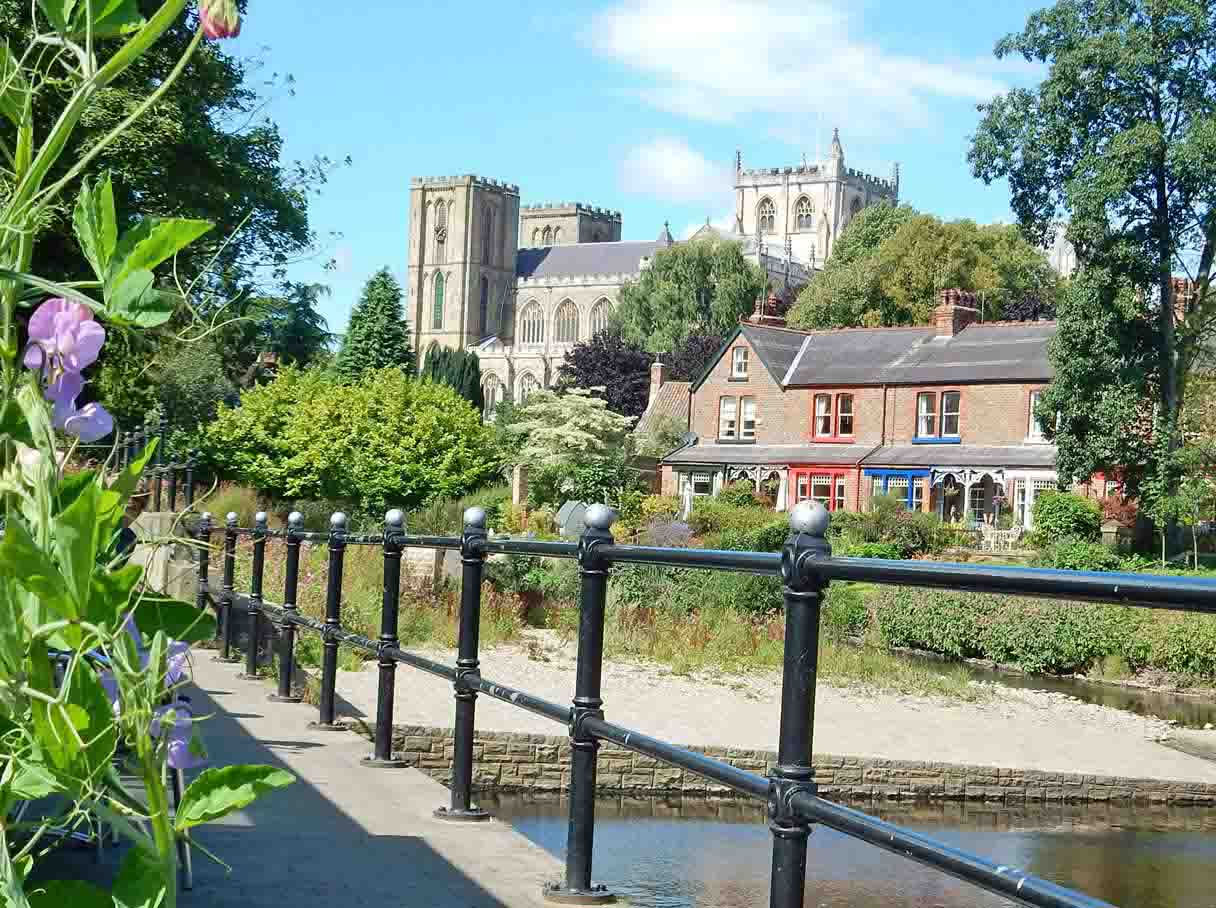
[23,299,104,377]
[57,401,114,443]
[152,701,207,770]
[166,640,191,687]
[199,0,241,39]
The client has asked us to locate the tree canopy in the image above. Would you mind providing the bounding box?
[334,268,413,380]
[421,345,485,413]
[614,238,767,353]
[667,329,728,383]
[555,330,653,418]
[970,0,1216,500]
[788,206,1058,329]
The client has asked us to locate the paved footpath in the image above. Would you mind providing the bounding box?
[182,653,561,908]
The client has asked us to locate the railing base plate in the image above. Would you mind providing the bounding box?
[361,756,409,769]
[235,673,262,681]
[433,806,491,822]
[268,694,303,704]
[542,883,615,905]
[307,721,348,732]
[213,655,242,664]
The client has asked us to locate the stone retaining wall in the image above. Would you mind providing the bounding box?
[345,722,1216,806]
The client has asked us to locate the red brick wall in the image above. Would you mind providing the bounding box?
[691,335,809,444]
[802,387,885,444]
[885,383,1044,445]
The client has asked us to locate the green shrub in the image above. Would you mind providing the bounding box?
[1152,617,1216,677]
[822,583,869,638]
[287,497,362,531]
[641,494,680,523]
[846,542,903,559]
[689,498,774,535]
[1037,541,1121,572]
[828,497,945,558]
[197,483,260,527]
[616,489,645,531]
[705,518,788,553]
[485,555,578,600]
[718,480,763,508]
[875,588,992,660]
[1031,491,1102,544]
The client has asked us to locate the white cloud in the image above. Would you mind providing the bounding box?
[619,137,734,203]
[586,0,1011,135]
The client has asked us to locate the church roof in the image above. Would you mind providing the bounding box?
[516,241,667,280]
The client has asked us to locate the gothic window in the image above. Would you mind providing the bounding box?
[435,200,448,229]
[479,276,490,336]
[554,300,579,343]
[554,227,563,244]
[483,374,503,416]
[850,197,862,219]
[434,199,448,264]
[795,197,814,230]
[519,372,540,401]
[482,207,494,265]
[520,301,544,345]
[432,272,445,331]
[589,298,611,337]
[758,198,776,234]
[542,226,553,246]
[532,227,541,245]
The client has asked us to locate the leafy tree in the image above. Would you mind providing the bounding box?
[614,238,767,353]
[970,0,1216,503]
[829,201,918,269]
[334,268,413,380]
[420,345,485,412]
[159,340,238,437]
[635,412,687,458]
[667,329,727,382]
[555,330,653,418]
[263,282,333,367]
[91,328,163,430]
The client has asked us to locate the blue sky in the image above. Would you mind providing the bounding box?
[230,0,1047,332]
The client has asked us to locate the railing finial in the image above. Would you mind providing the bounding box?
[226,511,238,527]
[789,500,829,537]
[255,511,269,529]
[288,511,304,530]
[584,503,616,532]
[462,506,487,530]
[386,508,405,530]
[330,511,348,532]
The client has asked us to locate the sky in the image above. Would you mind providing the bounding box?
[228,0,1048,332]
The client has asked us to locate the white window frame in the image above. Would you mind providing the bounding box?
[833,476,847,511]
[691,472,713,496]
[941,391,961,437]
[740,396,756,440]
[1028,390,1046,441]
[797,475,810,503]
[814,394,833,437]
[731,347,749,378]
[836,393,854,436]
[916,392,936,438]
[719,396,738,440]
[811,474,832,506]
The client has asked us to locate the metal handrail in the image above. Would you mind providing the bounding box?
[185,501,1215,908]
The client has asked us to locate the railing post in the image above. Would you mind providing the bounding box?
[545,504,616,905]
[270,512,305,703]
[311,512,347,731]
[768,501,831,908]
[362,509,409,768]
[166,461,178,513]
[435,507,490,817]
[153,418,166,511]
[120,431,131,470]
[184,453,196,511]
[215,513,241,663]
[238,512,268,681]
[195,512,212,619]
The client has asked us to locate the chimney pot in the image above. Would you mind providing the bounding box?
[649,359,669,407]
[934,289,980,337]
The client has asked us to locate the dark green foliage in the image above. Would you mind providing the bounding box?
[688,498,775,535]
[827,497,944,558]
[420,345,485,412]
[704,519,789,553]
[1036,541,1121,572]
[845,542,904,560]
[822,584,870,638]
[555,329,653,418]
[263,283,333,367]
[334,268,413,380]
[717,480,763,508]
[159,341,237,435]
[1031,491,1103,544]
[667,329,727,382]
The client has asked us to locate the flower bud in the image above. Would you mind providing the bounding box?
[199,0,241,39]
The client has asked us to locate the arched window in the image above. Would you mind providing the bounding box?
[482,207,494,265]
[554,300,579,343]
[432,272,445,330]
[435,200,448,230]
[483,374,503,416]
[758,198,776,234]
[795,197,814,230]
[520,301,544,345]
[434,200,448,264]
[532,227,541,245]
[479,276,490,336]
[589,298,611,337]
[542,226,552,246]
[519,372,540,401]
[554,227,563,244]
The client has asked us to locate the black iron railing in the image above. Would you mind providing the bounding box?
[85,420,203,512]
[186,501,1216,908]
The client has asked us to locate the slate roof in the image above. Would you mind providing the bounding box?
[516,241,666,280]
[783,328,936,385]
[635,381,690,437]
[861,445,1058,469]
[738,324,808,384]
[664,444,878,466]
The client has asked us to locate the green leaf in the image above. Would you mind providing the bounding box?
[8,762,60,800]
[0,41,29,129]
[88,563,142,628]
[0,519,72,618]
[35,0,77,33]
[73,174,117,282]
[107,217,213,294]
[0,398,34,448]
[0,269,103,314]
[27,880,109,908]
[39,0,144,39]
[105,269,156,324]
[175,765,295,831]
[133,593,215,644]
[53,481,99,615]
[112,843,166,908]
[55,468,97,516]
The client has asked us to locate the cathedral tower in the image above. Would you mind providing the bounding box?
[407,175,520,358]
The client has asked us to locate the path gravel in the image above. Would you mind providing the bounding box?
[332,631,1216,784]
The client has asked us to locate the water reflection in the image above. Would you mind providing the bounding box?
[489,794,1216,908]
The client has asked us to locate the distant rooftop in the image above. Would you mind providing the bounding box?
[516,241,667,280]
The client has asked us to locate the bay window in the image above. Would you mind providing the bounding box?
[692,472,713,496]
[811,474,832,506]
[834,476,847,511]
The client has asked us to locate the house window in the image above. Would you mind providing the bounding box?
[1016,484,1028,526]
[719,397,738,440]
[432,272,445,330]
[555,300,579,343]
[836,394,854,436]
[758,198,776,234]
[811,474,832,507]
[887,476,909,508]
[1104,479,1121,498]
[731,347,749,378]
[692,472,713,496]
[795,197,814,230]
[740,397,756,440]
[911,478,925,511]
[942,391,961,437]
[519,302,544,345]
[871,476,883,498]
[814,394,833,437]
[968,485,986,524]
[916,392,936,437]
[1028,390,1046,441]
[834,476,847,511]
[797,475,810,503]
[519,373,540,401]
[589,299,611,336]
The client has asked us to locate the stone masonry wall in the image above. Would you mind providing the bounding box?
[348,722,1216,806]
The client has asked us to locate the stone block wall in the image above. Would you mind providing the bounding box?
[348,723,1216,806]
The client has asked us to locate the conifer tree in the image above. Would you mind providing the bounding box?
[421,344,485,413]
[335,267,414,380]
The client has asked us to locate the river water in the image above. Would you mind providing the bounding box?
[489,794,1216,907]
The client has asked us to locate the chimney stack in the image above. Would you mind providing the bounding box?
[933,289,980,337]
[649,358,669,407]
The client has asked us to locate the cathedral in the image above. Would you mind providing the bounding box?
[406,130,899,407]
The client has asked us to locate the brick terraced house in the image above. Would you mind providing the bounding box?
[656,290,1071,529]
